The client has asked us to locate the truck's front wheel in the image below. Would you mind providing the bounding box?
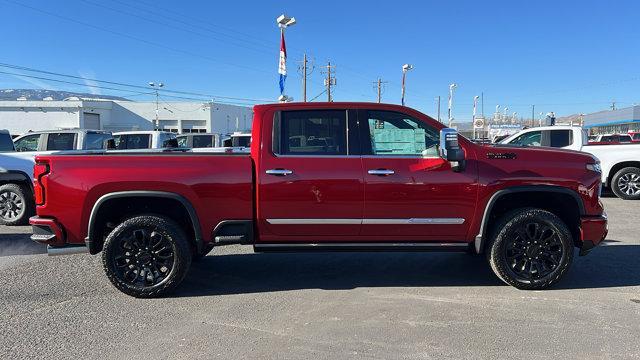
[611,167,640,200]
[102,215,192,298]
[487,208,574,290]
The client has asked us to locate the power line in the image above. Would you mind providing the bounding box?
[0,62,273,102]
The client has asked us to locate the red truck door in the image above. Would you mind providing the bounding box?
[358,109,477,241]
[257,109,364,240]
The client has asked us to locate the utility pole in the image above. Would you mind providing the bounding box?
[372,78,387,103]
[148,82,164,129]
[481,92,484,117]
[322,62,336,102]
[298,53,314,102]
[531,104,535,127]
[611,100,616,111]
[436,96,441,122]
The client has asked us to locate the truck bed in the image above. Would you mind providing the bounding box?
[35,152,254,247]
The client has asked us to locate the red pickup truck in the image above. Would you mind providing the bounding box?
[30,102,607,297]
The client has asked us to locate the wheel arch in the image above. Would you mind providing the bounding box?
[0,171,33,192]
[607,161,640,187]
[475,186,584,254]
[86,191,203,255]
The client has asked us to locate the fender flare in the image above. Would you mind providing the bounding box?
[0,171,34,192]
[474,185,585,253]
[86,191,203,254]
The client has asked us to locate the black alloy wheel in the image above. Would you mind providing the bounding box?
[488,208,574,290]
[102,215,192,298]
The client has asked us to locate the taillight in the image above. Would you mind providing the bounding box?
[33,161,50,206]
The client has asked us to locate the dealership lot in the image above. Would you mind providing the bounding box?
[1,196,639,359]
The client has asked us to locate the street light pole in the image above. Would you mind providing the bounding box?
[401,64,413,106]
[277,14,296,103]
[448,83,457,127]
[472,95,479,139]
[148,82,164,129]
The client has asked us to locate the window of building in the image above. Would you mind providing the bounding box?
[276,110,347,155]
[365,110,439,157]
[14,134,41,152]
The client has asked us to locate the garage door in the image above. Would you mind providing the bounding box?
[84,113,101,130]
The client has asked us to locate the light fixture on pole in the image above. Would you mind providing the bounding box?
[401,64,413,106]
[148,82,164,128]
[277,14,296,102]
[448,83,457,127]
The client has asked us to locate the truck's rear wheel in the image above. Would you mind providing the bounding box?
[487,208,573,290]
[0,183,33,226]
[611,167,640,200]
[102,215,192,298]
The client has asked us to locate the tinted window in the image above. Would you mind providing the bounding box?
[365,111,439,157]
[0,132,14,152]
[278,110,347,155]
[85,133,112,150]
[232,136,251,147]
[46,133,76,150]
[114,134,150,149]
[601,135,614,142]
[510,131,541,146]
[633,134,640,141]
[176,136,188,148]
[193,135,214,148]
[619,135,632,143]
[549,130,572,147]
[14,134,41,152]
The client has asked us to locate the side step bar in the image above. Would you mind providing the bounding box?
[47,245,88,256]
[254,242,470,253]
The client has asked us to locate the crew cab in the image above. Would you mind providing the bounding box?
[501,125,640,200]
[30,103,607,297]
[0,129,112,225]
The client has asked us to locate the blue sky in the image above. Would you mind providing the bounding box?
[1,0,639,120]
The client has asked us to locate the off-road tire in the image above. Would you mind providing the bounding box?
[487,208,574,290]
[0,183,34,226]
[102,215,192,298]
[611,167,640,200]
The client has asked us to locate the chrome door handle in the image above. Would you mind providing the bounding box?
[368,169,395,176]
[266,169,293,176]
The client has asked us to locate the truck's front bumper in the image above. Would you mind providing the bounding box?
[579,214,608,256]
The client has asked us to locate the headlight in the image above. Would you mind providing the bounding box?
[586,163,602,173]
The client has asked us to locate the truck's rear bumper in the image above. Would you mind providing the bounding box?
[29,216,65,246]
[579,214,608,256]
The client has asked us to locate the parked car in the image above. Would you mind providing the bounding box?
[589,133,632,144]
[112,131,178,150]
[0,129,112,225]
[176,133,221,148]
[500,125,640,199]
[30,102,607,297]
[628,131,640,142]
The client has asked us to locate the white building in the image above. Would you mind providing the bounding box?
[0,99,254,136]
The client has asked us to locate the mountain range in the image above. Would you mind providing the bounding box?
[0,89,128,101]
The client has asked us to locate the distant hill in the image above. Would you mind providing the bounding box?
[0,89,128,101]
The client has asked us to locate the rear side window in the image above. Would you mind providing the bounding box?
[114,134,151,149]
[634,134,640,141]
[549,130,572,147]
[46,133,77,151]
[276,110,347,155]
[232,136,251,148]
[176,136,188,148]
[85,132,112,150]
[14,134,41,152]
[619,135,632,143]
[193,135,214,148]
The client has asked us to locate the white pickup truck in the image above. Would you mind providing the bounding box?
[501,125,640,200]
[0,129,113,225]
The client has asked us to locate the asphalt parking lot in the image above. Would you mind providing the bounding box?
[1,196,639,360]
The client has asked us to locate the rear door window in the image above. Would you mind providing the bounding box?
[114,134,151,149]
[192,135,214,148]
[14,134,41,152]
[85,132,112,150]
[46,133,77,150]
[549,130,572,147]
[276,110,348,155]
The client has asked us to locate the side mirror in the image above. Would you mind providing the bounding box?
[439,128,465,161]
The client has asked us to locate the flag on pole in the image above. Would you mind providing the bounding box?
[278,30,287,95]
